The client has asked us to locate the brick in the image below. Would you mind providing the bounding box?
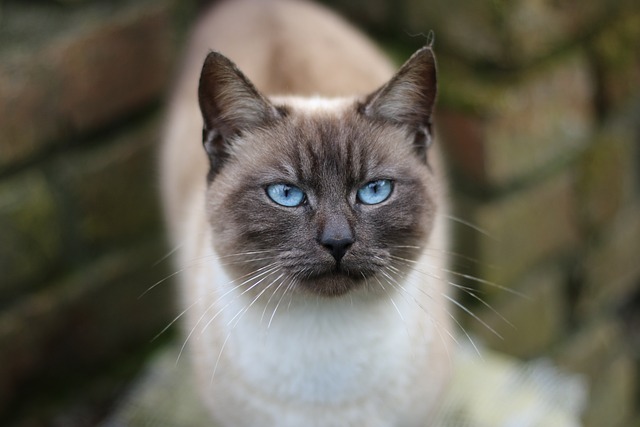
[0,0,179,171]
[577,205,640,317]
[468,264,567,358]
[0,170,63,299]
[404,0,631,67]
[0,240,173,417]
[589,7,640,114]
[582,354,637,427]
[51,117,163,253]
[574,121,638,233]
[553,320,637,426]
[554,319,624,382]
[554,321,637,427]
[438,54,594,189]
[457,171,580,288]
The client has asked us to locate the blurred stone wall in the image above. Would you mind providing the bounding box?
[319,0,640,426]
[1,0,639,426]
[0,0,196,425]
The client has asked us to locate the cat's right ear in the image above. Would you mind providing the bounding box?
[359,46,437,162]
[198,51,282,179]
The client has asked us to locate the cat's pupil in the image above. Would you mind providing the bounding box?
[357,179,393,205]
[266,183,305,207]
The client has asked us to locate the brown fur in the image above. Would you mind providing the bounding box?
[205,105,438,296]
[161,0,452,425]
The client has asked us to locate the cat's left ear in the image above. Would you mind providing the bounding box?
[198,51,282,179]
[360,46,437,159]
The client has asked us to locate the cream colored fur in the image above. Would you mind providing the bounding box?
[160,0,452,426]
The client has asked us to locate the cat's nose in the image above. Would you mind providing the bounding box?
[321,236,354,263]
[319,215,354,263]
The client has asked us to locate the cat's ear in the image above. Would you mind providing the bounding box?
[360,46,437,159]
[198,51,282,178]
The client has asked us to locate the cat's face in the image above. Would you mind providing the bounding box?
[198,49,439,296]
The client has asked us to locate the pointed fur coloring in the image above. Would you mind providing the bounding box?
[161,0,452,426]
[198,46,438,180]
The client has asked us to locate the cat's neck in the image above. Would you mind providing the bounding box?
[197,236,441,390]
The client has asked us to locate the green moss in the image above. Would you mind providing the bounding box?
[0,170,63,298]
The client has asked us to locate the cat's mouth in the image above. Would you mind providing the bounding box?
[297,265,375,296]
[275,249,388,296]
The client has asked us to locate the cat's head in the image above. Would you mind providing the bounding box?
[198,48,440,297]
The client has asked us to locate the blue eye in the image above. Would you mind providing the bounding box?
[357,179,393,205]
[266,184,305,207]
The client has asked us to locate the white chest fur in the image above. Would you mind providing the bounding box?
[224,278,420,404]
[180,232,449,427]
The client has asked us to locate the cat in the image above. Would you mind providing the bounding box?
[160,0,452,426]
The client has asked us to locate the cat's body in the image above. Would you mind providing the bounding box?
[161,0,452,426]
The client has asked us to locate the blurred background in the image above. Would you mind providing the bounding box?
[0,0,638,425]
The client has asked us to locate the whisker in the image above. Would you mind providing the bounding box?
[386,244,421,250]
[210,332,232,385]
[268,277,296,329]
[442,293,502,341]
[199,267,281,335]
[464,289,515,329]
[382,266,464,361]
[210,274,281,385]
[388,256,478,294]
[388,254,524,300]
[418,249,497,270]
[220,255,280,267]
[218,250,281,259]
[139,269,183,299]
[441,214,497,241]
[380,267,458,363]
[215,249,282,259]
[441,268,528,298]
[152,243,183,267]
[158,263,282,345]
[448,308,483,359]
[183,248,282,266]
[381,265,482,358]
[176,264,280,364]
[260,275,288,325]
[141,249,280,299]
[387,258,515,338]
[151,298,199,343]
[225,274,281,329]
[372,273,406,324]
